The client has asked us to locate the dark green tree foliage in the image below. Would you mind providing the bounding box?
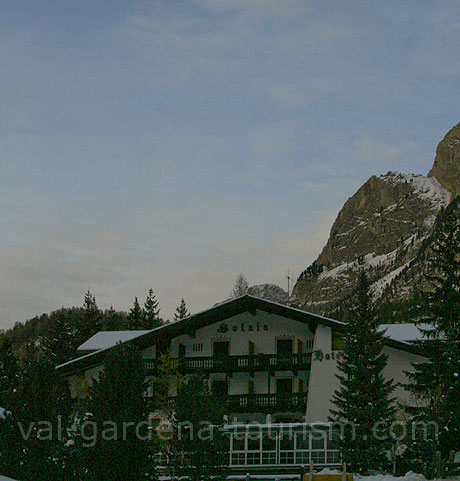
[330,271,395,474]
[0,354,73,481]
[127,297,144,330]
[0,337,19,408]
[407,201,460,458]
[86,342,154,480]
[144,289,162,329]
[78,290,103,346]
[174,298,189,321]
[42,308,76,365]
[170,374,227,481]
[103,305,127,331]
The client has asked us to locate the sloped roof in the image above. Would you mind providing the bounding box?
[77,330,152,351]
[56,295,419,376]
[379,323,432,343]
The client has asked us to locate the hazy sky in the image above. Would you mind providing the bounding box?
[1,0,459,328]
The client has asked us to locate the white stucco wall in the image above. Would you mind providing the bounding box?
[305,325,341,423]
[170,310,314,358]
[383,346,426,407]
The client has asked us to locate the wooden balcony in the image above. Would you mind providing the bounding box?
[144,353,312,376]
[224,392,308,412]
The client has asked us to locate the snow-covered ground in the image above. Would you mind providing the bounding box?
[227,472,459,481]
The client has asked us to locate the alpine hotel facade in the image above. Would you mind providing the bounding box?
[57,295,426,473]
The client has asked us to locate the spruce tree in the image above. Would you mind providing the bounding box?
[78,289,103,345]
[85,342,154,480]
[0,338,19,409]
[174,298,189,321]
[143,289,162,329]
[330,271,395,474]
[170,373,227,481]
[102,305,129,331]
[406,201,460,458]
[42,308,76,365]
[127,296,144,330]
[9,355,73,481]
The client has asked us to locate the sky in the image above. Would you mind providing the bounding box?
[1,0,460,328]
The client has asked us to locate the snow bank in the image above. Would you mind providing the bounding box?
[355,472,426,481]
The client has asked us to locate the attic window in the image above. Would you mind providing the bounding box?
[332,331,345,351]
[193,343,203,353]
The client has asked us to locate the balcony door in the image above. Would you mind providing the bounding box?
[213,340,230,358]
[276,378,293,395]
[276,339,293,357]
[212,380,228,398]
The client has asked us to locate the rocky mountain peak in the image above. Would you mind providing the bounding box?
[248,284,288,304]
[428,122,460,198]
[292,123,458,319]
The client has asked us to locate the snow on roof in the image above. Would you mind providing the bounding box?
[0,475,20,481]
[77,330,152,351]
[379,323,432,343]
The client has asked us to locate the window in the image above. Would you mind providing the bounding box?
[276,378,293,394]
[213,341,230,357]
[305,339,314,350]
[332,331,345,350]
[212,380,228,397]
[193,343,203,352]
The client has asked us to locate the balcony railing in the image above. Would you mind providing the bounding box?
[165,392,308,413]
[225,392,308,412]
[144,353,311,375]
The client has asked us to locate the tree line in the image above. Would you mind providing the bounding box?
[1,289,190,364]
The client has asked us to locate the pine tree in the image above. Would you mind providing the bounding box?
[174,298,189,321]
[230,273,249,298]
[143,289,162,329]
[42,308,76,365]
[85,342,154,480]
[103,305,127,331]
[8,355,73,481]
[170,373,227,481]
[330,271,395,474]
[0,338,19,409]
[407,201,460,458]
[127,296,144,330]
[78,289,103,345]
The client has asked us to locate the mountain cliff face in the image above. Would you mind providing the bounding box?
[292,123,460,320]
[428,122,460,198]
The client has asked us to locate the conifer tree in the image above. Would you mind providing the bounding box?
[230,273,249,298]
[170,373,227,481]
[174,298,189,321]
[407,201,460,458]
[127,296,144,330]
[0,338,19,409]
[143,288,162,329]
[330,271,395,474]
[103,305,126,330]
[78,289,103,345]
[8,355,73,480]
[85,342,154,480]
[42,308,75,365]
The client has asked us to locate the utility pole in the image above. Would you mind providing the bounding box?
[286,269,292,299]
